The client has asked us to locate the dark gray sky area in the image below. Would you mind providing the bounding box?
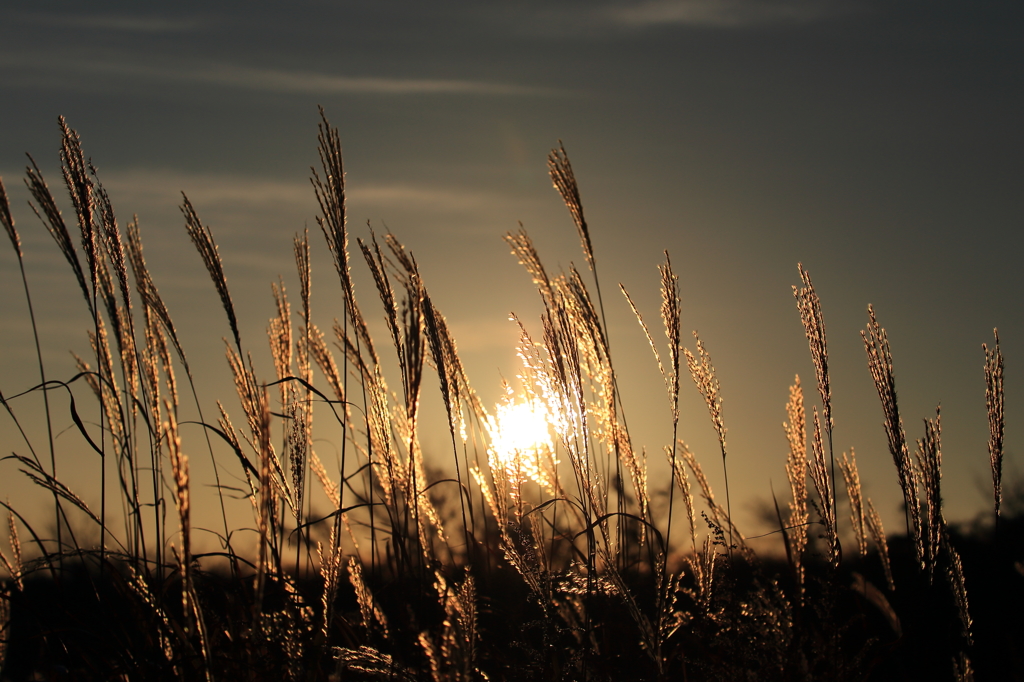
[2,0,1021,541]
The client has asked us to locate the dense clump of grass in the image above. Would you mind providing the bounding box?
[0,112,1020,681]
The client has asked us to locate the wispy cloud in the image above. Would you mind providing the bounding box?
[600,0,856,28]
[16,12,203,33]
[100,170,314,211]
[0,52,560,97]
[98,169,527,209]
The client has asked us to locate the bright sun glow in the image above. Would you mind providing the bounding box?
[493,401,551,464]
[487,397,557,493]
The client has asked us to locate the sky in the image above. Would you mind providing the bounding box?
[1,0,1022,550]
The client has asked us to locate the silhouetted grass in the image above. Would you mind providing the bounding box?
[0,112,1020,681]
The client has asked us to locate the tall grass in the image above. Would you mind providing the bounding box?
[0,112,1017,681]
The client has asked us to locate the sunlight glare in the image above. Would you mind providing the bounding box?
[487,395,557,493]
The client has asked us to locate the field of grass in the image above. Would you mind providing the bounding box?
[0,112,1021,681]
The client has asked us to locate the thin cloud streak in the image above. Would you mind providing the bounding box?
[15,11,203,33]
[95,170,542,221]
[600,0,856,28]
[471,0,860,40]
[101,170,314,210]
[0,53,561,97]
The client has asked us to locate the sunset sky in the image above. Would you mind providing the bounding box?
[1,0,1021,544]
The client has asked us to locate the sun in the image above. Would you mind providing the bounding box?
[492,401,552,464]
[487,396,557,494]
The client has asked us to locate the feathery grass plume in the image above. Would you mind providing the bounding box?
[839,449,867,558]
[89,253,147,557]
[681,447,748,558]
[285,386,309,519]
[953,652,975,682]
[983,329,1004,517]
[312,108,378,367]
[181,194,241,351]
[3,508,22,592]
[269,279,293,403]
[420,571,479,682]
[381,247,441,563]
[73,351,100,402]
[166,451,213,673]
[668,441,698,553]
[506,227,556,308]
[29,134,109,569]
[367,364,398,507]
[347,555,389,638]
[141,315,163,424]
[793,265,840,571]
[59,117,100,294]
[216,402,254,494]
[548,142,594,273]
[644,253,684,570]
[123,568,178,668]
[793,264,832,433]
[684,333,733,553]
[131,208,232,566]
[783,376,809,596]
[254,390,276,618]
[686,534,718,612]
[316,529,344,639]
[419,632,444,682]
[295,228,312,382]
[0,546,16,591]
[126,218,186,364]
[415,258,473,552]
[495,526,546,605]
[309,322,345,403]
[808,409,839,568]
[310,450,340,508]
[155,317,179,412]
[422,289,490,533]
[565,264,608,358]
[862,305,923,568]
[334,647,416,681]
[166,403,193,628]
[659,253,682,422]
[543,305,597,521]
[621,283,665,380]
[915,407,943,581]
[87,280,123,427]
[226,344,272,454]
[423,283,486,424]
[943,534,973,645]
[294,234,314,544]
[94,249,125,363]
[685,335,726,460]
[25,155,93,312]
[0,177,19,257]
[866,499,894,591]
[312,106,348,283]
[562,262,639,555]
[359,231,403,357]
[470,465,502,534]
[91,168,141,426]
[13,454,106,531]
[681,446,722,530]
[59,125,109,566]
